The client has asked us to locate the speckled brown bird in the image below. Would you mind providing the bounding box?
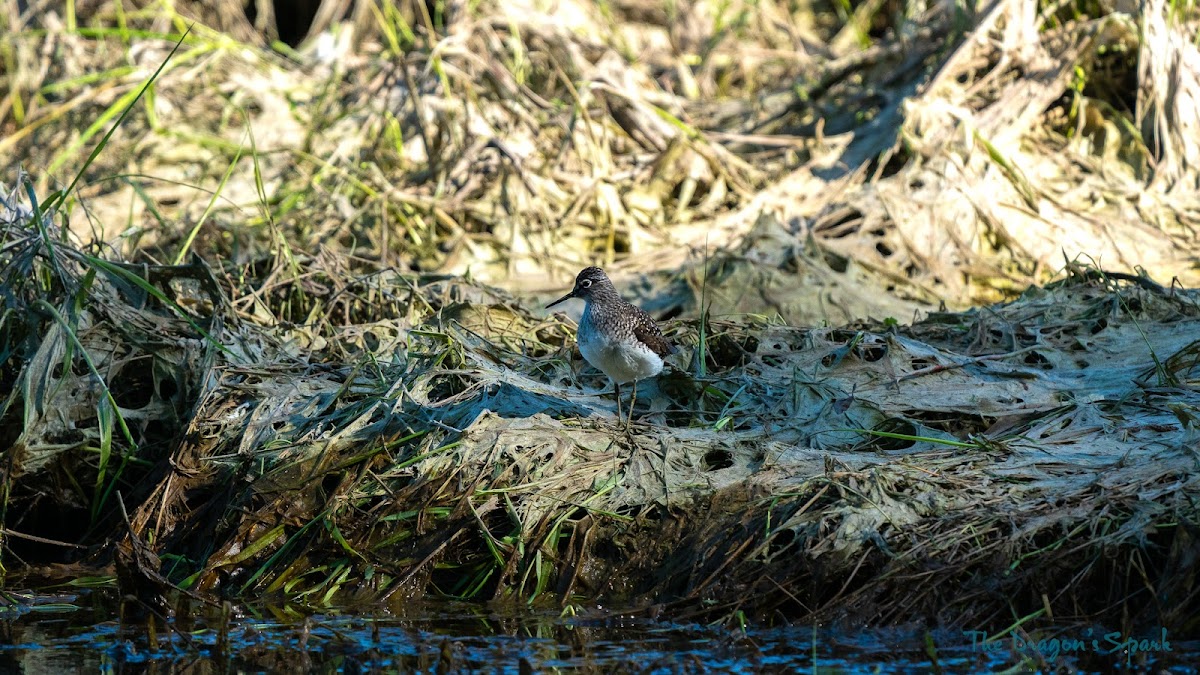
[547,266,675,428]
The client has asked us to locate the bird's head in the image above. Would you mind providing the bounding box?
[546,266,614,308]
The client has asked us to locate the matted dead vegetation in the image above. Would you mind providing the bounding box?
[2,0,1200,634]
[3,196,1199,629]
[4,0,1198,322]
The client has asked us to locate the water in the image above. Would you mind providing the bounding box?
[1,591,1196,673]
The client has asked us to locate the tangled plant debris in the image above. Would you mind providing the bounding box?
[1,0,1199,635]
[3,196,1199,629]
[4,0,1199,323]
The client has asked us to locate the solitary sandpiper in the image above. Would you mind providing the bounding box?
[546,266,675,428]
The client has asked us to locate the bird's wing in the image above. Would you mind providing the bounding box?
[632,308,675,358]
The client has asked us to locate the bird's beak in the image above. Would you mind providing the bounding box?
[546,290,575,309]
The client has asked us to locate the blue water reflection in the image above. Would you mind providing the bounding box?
[1,595,1196,673]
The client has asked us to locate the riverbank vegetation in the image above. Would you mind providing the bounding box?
[2,0,1198,643]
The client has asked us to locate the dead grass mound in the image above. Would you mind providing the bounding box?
[3,0,1199,326]
[2,197,1198,630]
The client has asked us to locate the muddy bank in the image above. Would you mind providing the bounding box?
[2,209,1197,632]
[3,0,1200,638]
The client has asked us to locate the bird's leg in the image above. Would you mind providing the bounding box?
[626,380,638,431]
[613,380,623,427]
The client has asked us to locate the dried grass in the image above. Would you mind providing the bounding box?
[2,0,1200,632]
[4,195,1199,629]
[4,0,1196,320]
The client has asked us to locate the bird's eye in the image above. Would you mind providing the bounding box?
[580,279,592,288]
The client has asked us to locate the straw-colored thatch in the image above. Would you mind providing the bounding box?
[4,195,1199,626]
[2,0,1199,631]
[5,0,1199,323]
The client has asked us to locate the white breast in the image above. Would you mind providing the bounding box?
[578,324,665,384]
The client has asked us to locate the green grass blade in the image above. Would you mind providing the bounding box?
[173,139,244,264]
[33,299,138,519]
[41,27,192,214]
[79,255,234,359]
